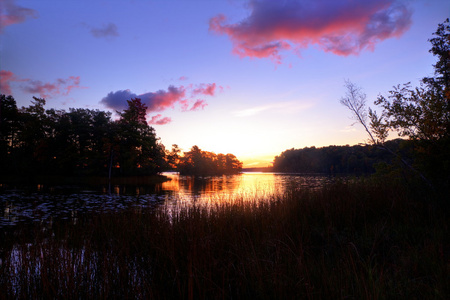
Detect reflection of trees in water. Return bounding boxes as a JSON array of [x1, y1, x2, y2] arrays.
[[109, 184, 161, 195], [161, 173, 330, 201], [176, 175, 241, 196], [0, 173, 332, 228]]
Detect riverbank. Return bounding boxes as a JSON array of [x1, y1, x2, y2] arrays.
[[0, 178, 448, 299], [0, 174, 170, 186]]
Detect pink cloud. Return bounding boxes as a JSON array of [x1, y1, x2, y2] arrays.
[[0, 70, 84, 98], [101, 82, 221, 112], [147, 85, 187, 111], [179, 100, 190, 111], [189, 100, 208, 111], [149, 114, 172, 125], [0, 0, 38, 33], [209, 0, 412, 62], [101, 82, 222, 124], [22, 76, 84, 98], [180, 99, 208, 111], [65, 76, 83, 94], [0, 70, 16, 94], [192, 83, 219, 96]]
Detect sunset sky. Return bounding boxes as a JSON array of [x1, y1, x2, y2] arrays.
[[1, 0, 449, 167]]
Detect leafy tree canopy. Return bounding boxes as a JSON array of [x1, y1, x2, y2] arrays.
[[375, 18, 449, 142], [0, 96, 165, 178], [177, 146, 243, 176], [339, 19, 450, 188]]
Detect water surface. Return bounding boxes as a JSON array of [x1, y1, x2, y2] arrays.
[[0, 172, 329, 228]]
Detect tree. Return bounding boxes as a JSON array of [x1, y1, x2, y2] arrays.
[[375, 19, 450, 186], [340, 80, 388, 145], [340, 80, 432, 186], [375, 19, 450, 141], [166, 144, 181, 170], [340, 19, 450, 187], [0, 95, 20, 151], [116, 98, 165, 175], [15, 97, 53, 174], [0, 96, 167, 179], [177, 146, 242, 175], [274, 143, 405, 174], [428, 18, 450, 99], [224, 153, 243, 174], [178, 145, 207, 175], [0, 95, 20, 174], [117, 98, 148, 126]]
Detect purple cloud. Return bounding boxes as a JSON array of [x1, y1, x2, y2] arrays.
[[209, 0, 412, 63], [100, 83, 222, 125], [100, 90, 137, 111], [1, 70, 85, 98], [89, 22, 119, 38], [0, 0, 38, 33]]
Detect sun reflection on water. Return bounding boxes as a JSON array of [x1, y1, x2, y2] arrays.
[[0, 173, 330, 228], [160, 172, 322, 208]]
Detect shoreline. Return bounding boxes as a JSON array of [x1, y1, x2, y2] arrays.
[[0, 174, 170, 186]]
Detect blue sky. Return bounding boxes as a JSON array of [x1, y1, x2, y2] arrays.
[[1, 0, 449, 167]]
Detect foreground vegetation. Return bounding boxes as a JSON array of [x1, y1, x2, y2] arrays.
[[1, 178, 448, 299]]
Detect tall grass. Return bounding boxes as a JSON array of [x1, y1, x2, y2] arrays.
[[0, 178, 448, 299]]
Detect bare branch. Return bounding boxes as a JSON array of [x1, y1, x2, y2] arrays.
[[340, 80, 377, 144], [340, 80, 433, 189]]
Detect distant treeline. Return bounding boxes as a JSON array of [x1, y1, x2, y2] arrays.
[[273, 139, 414, 174], [0, 95, 242, 179]]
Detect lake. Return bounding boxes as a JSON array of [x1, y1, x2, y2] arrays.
[[0, 172, 330, 228]]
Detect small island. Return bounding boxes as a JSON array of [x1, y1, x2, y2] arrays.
[[167, 145, 242, 176]]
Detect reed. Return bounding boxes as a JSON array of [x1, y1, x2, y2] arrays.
[[0, 178, 448, 299]]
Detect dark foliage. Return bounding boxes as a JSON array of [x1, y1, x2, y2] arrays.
[[335, 19, 450, 189], [177, 145, 243, 175], [273, 139, 412, 174], [0, 96, 165, 178], [1, 179, 448, 299], [373, 19, 450, 187]]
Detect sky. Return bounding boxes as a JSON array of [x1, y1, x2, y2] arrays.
[[1, 0, 449, 168]]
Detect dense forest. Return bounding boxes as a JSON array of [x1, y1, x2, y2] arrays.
[[273, 139, 413, 174], [0, 97, 165, 178], [0, 96, 242, 179]]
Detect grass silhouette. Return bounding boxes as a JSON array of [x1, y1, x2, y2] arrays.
[[0, 178, 448, 299]]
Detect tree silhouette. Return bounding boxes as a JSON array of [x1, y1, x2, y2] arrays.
[[0, 96, 166, 179], [116, 98, 164, 175], [375, 19, 449, 142], [0, 95, 20, 173], [340, 19, 450, 188], [177, 146, 242, 175], [166, 144, 181, 170]]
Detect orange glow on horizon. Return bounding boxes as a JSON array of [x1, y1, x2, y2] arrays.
[[240, 155, 275, 169]]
